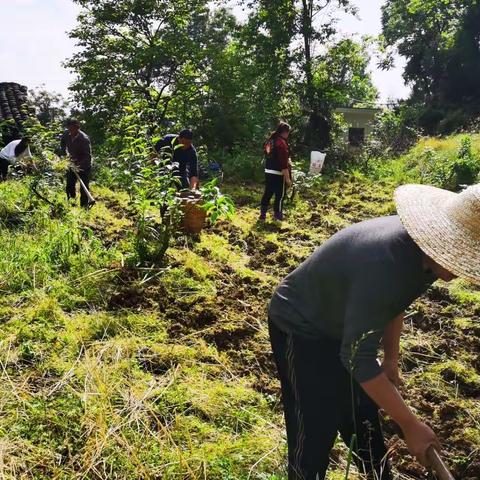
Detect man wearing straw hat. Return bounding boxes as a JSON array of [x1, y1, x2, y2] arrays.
[[268, 184, 479, 479]]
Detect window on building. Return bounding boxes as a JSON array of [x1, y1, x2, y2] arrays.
[[348, 127, 365, 146]]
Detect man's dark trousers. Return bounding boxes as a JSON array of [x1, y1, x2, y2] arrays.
[[0, 157, 10, 181], [66, 167, 91, 207], [269, 320, 392, 480]]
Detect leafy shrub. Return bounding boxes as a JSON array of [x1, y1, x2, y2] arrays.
[[407, 135, 480, 190], [454, 136, 480, 186], [291, 169, 324, 195], [104, 104, 236, 264], [215, 148, 263, 183], [365, 106, 420, 159], [20, 117, 70, 215], [201, 178, 235, 223], [317, 114, 357, 171], [415, 147, 455, 189]]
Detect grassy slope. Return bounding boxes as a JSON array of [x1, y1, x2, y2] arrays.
[[368, 133, 480, 187], [0, 163, 478, 479]]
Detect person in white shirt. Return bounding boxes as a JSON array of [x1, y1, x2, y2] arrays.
[[0, 138, 31, 181]]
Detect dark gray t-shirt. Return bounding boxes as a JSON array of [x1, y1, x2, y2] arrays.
[[269, 215, 436, 383], [60, 130, 92, 169]]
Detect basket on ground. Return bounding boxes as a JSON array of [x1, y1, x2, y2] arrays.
[[177, 190, 206, 234]]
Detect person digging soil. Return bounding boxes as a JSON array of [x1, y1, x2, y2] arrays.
[[60, 118, 92, 208], [268, 183, 480, 479]]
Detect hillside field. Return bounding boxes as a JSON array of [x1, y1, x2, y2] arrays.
[[0, 148, 479, 479]]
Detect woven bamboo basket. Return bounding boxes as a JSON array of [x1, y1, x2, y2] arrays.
[[178, 191, 206, 234]]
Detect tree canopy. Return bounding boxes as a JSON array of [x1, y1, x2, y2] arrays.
[[65, 0, 378, 151], [382, 0, 480, 133]]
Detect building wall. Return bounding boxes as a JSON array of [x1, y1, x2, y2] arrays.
[[341, 111, 377, 137], [334, 108, 379, 146]]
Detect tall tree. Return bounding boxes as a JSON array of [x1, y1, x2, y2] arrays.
[[382, 0, 480, 133], [298, 0, 353, 108], [30, 87, 68, 126], [66, 0, 211, 138], [245, 0, 356, 146], [296, 0, 355, 146], [243, 0, 296, 107], [312, 38, 378, 111]]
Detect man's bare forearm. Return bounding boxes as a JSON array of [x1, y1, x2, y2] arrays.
[[190, 176, 199, 190], [362, 372, 441, 466], [361, 372, 414, 427]]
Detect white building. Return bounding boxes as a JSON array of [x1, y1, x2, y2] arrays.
[[334, 107, 380, 146]]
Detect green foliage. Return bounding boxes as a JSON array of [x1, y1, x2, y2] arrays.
[[130, 163, 182, 264], [105, 106, 181, 264], [67, 0, 374, 152], [416, 147, 455, 189], [103, 105, 235, 264], [382, 0, 480, 133], [412, 135, 480, 189], [216, 149, 264, 183], [300, 36, 379, 149], [290, 169, 324, 195], [67, 0, 211, 137], [323, 113, 358, 169], [453, 135, 480, 185], [364, 105, 420, 159], [0, 185, 119, 303], [20, 116, 70, 215], [369, 133, 480, 190], [29, 87, 69, 126], [200, 179, 235, 224], [311, 38, 378, 112]]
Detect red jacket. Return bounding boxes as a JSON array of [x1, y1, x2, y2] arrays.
[[264, 135, 289, 171]]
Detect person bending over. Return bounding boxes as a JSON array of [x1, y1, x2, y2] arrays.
[[268, 183, 480, 479], [0, 138, 31, 180], [155, 129, 199, 190]]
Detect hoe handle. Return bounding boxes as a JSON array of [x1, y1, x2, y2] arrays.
[[73, 169, 96, 206], [427, 446, 455, 480]]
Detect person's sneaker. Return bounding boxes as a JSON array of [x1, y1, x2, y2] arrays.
[[274, 212, 283, 221]]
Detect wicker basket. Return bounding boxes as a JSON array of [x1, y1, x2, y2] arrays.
[[177, 191, 206, 234]]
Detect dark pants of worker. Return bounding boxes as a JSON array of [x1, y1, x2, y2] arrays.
[[0, 157, 10, 181], [260, 173, 286, 220], [268, 320, 392, 480], [66, 167, 91, 207]]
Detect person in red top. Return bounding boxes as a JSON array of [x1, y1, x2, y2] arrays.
[[260, 122, 292, 221]]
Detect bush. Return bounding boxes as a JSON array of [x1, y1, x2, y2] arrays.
[[454, 136, 480, 186], [405, 134, 480, 190], [367, 133, 480, 189], [214, 148, 263, 183], [323, 114, 358, 171], [415, 146, 455, 189], [365, 106, 420, 159], [102, 104, 236, 265]]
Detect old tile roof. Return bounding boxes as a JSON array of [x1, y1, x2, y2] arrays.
[[0, 82, 29, 126]]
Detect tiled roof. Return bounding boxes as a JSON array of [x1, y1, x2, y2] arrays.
[[0, 82, 29, 126]]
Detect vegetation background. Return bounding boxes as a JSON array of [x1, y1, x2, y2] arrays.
[[0, 0, 479, 478]]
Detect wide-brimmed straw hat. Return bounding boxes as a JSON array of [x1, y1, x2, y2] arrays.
[[395, 184, 480, 285]]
